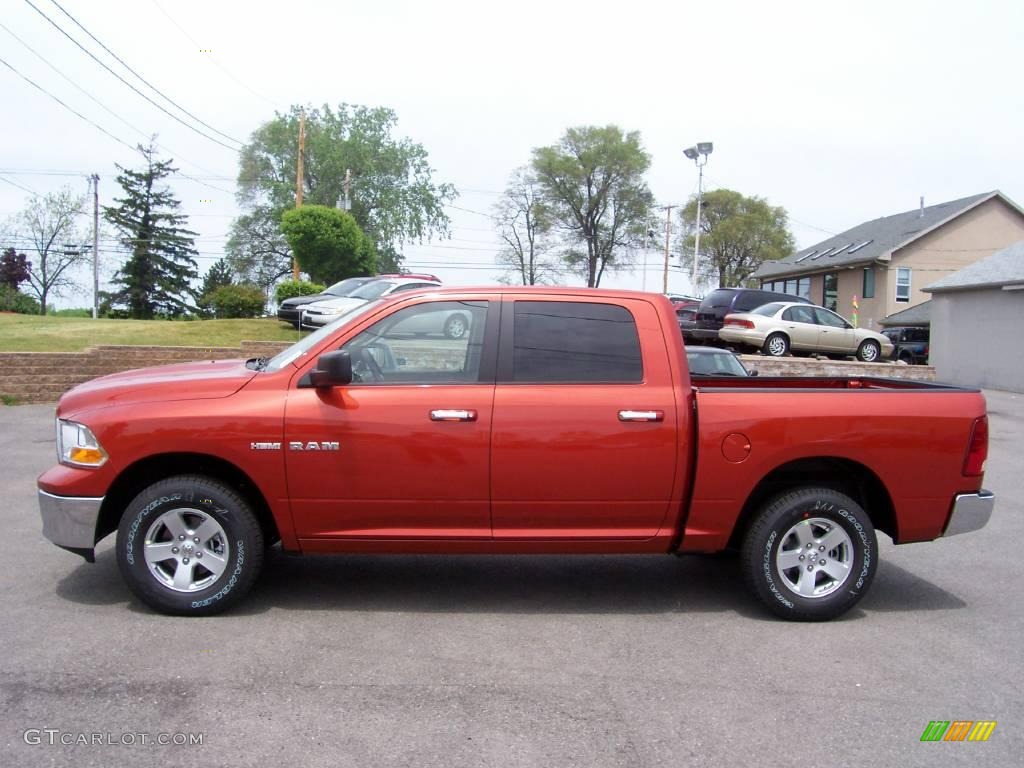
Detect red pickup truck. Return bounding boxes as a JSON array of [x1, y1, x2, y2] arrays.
[[37, 288, 994, 621]]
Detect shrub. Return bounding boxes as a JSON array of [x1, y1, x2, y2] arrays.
[[275, 279, 325, 304], [209, 284, 266, 319], [0, 286, 41, 314], [52, 308, 93, 318]]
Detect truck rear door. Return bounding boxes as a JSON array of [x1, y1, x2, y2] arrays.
[[490, 296, 679, 540]]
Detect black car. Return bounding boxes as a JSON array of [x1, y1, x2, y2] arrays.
[[276, 277, 375, 327], [690, 288, 814, 345], [881, 326, 930, 364]]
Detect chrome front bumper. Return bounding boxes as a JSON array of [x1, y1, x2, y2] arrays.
[[39, 489, 103, 561], [944, 490, 995, 537]]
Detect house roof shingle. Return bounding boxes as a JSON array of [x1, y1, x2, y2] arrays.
[[923, 239, 1024, 293], [755, 191, 1005, 280]]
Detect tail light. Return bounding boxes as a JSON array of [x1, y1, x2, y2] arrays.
[[724, 316, 755, 329], [962, 416, 989, 477]]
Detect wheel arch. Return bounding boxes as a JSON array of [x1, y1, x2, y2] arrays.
[[726, 456, 897, 549], [96, 453, 280, 547]]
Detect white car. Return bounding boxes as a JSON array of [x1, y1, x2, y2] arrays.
[[300, 277, 442, 329], [718, 301, 895, 362]]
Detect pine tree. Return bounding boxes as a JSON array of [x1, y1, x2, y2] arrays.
[[196, 258, 234, 317], [103, 143, 199, 318]]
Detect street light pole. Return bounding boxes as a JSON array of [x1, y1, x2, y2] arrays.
[[683, 142, 713, 294]]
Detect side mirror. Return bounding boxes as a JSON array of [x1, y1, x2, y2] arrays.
[[307, 350, 353, 388], [749, 370, 759, 377]]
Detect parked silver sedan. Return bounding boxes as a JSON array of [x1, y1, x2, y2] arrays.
[[718, 302, 894, 362]]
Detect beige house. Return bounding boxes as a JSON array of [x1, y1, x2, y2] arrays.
[[753, 191, 1024, 329]]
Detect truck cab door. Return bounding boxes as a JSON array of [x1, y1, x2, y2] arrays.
[[490, 297, 680, 541], [284, 298, 498, 545]]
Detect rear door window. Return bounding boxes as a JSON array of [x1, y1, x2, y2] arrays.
[[507, 301, 642, 383]]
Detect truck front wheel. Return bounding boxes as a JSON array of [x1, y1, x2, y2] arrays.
[[116, 475, 264, 616], [741, 487, 877, 621]]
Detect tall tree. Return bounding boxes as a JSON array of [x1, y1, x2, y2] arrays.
[[7, 187, 88, 314], [492, 167, 556, 285], [196, 258, 235, 318], [224, 208, 292, 292], [232, 103, 456, 277], [531, 125, 654, 287], [103, 144, 199, 318], [679, 189, 795, 290], [280, 205, 376, 284], [0, 247, 31, 289]]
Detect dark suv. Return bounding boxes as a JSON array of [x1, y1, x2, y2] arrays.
[[881, 326, 930, 364], [690, 288, 814, 344]]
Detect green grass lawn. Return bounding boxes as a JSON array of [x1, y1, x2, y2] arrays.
[[0, 313, 303, 352]]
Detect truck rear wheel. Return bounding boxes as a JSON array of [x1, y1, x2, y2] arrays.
[[116, 475, 264, 616], [741, 487, 877, 621]]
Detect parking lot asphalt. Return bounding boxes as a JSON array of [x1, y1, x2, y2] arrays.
[[1, 391, 1022, 768]]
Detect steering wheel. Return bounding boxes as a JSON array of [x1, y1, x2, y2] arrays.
[[351, 347, 384, 383]]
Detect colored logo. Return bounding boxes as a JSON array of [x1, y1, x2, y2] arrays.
[[920, 721, 997, 742]]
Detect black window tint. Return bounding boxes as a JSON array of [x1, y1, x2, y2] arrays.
[[512, 301, 642, 383], [734, 291, 767, 311]]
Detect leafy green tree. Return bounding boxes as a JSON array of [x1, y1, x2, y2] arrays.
[[6, 187, 89, 314], [280, 205, 376, 284], [196, 258, 235, 318], [679, 189, 795, 289], [492, 167, 556, 285], [275, 279, 325, 304], [232, 103, 456, 277], [103, 144, 200, 318], [0, 285, 40, 314], [208, 284, 266, 318], [531, 125, 654, 287], [224, 208, 293, 293], [1, 247, 31, 289]]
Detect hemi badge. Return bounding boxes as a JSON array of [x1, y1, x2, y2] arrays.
[[250, 442, 281, 451]]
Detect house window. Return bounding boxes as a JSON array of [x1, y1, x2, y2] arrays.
[[895, 268, 911, 303], [863, 267, 875, 299], [797, 277, 810, 299], [823, 272, 838, 311]]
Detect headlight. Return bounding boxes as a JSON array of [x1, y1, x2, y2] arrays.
[[56, 419, 108, 467]]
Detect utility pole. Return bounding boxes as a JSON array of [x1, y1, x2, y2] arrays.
[[293, 110, 305, 280], [662, 205, 675, 294], [343, 168, 351, 211], [91, 173, 99, 319]]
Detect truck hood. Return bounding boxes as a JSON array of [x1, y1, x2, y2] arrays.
[[58, 359, 257, 418]]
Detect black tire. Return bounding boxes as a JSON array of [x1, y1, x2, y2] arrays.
[[116, 475, 264, 616], [444, 313, 469, 340], [857, 339, 881, 363], [741, 487, 877, 621], [762, 333, 789, 357]]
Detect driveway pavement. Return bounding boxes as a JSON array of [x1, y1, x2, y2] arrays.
[[1, 391, 1021, 767]]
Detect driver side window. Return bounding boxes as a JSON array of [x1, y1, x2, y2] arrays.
[[340, 300, 490, 384]]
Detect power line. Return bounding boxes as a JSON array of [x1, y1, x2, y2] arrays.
[[22, 0, 241, 152], [0, 54, 139, 153], [0, 21, 236, 188], [0, 174, 38, 195], [43, 0, 244, 146], [148, 0, 280, 109]]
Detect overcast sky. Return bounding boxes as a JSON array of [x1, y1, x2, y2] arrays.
[[2, 0, 1022, 306]]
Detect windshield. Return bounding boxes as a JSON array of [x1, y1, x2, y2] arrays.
[[349, 280, 397, 301], [265, 300, 384, 371], [324, 277, 371, 296]]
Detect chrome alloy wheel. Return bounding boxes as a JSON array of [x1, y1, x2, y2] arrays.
[[143, 508, 230, 592], [766, 335, 788, 356], [775, 517, 853, 598]]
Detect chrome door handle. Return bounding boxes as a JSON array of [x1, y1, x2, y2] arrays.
[[618, 410, 664, 422], [430, 409, 478, 422]]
